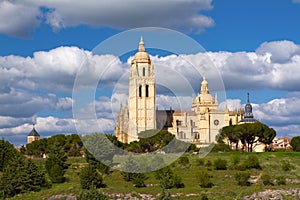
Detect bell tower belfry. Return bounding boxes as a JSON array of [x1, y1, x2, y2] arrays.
[[128, 37, 156, 142]]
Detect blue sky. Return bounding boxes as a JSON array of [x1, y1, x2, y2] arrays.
[[1, 0, 300, 145]]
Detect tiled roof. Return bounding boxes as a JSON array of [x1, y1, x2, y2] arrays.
[[28, 127, 40, 137]]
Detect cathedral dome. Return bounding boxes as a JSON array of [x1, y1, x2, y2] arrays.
[[133, 37, 150, 62]]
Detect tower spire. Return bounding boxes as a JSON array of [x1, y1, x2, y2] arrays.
[[247, 92, 250, 104], [138, 36, 145, 52]]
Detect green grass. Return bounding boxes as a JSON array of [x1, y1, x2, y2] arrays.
[[9, 152, 300, 200]]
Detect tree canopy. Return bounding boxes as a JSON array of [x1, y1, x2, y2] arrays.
[[218, 122, 276, 152]]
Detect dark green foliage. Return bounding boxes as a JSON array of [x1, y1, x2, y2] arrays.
[[212, 143, 232, 152], [77, 188, 109, 200], [198, 170, 213, 188], [205, 160, 212, 170], [155, 167, 184, 189], [231, 154, 241, 166], [276, 176, 286, 185], [121, 156, 141, 182], [178, 156, 190, 167], [219, 122, 276, 152], [82, 133, 115, 172], [132, 173, 148, 188], [26, 134, 83, 157], [157, 189, 172, 200], [0, 155, 48, 198], [281, 160, 295, 171], [80, 164, 105, 189], [235, 172, 250, 186], [214, 158, 227, 170], [261, 174, 273, 186], [290, 136, 300, 152], [200, 194, 209, 200], [244, 155, 261, 169], [197, 158, 205, 166], [45, 145, 68, 183], [0, 139, 18, 171]]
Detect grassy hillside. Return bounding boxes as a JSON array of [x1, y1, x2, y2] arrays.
[[9, 151, 300, 200]]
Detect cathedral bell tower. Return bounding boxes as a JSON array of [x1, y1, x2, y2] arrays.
[[128, 37, 156, 142]]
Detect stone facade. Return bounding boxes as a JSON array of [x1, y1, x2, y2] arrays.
[[114, 38, 244, 146]]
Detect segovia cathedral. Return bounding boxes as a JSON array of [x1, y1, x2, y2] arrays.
[[115, 38, 254, 147]]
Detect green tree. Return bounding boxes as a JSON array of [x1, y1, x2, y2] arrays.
[[80, 164, 105, 189], [0, 155, 47, 198], [155, 167, 184, 189], [219, 122, 276, 152], [198, 170, 213, 188], [45, 145, 68, 183], [132, 173, 148, 188], [121, 156, 140, 182], [82, 133, 115, 173], [290, 136, 300, 152], [0, 139, 18, 171]]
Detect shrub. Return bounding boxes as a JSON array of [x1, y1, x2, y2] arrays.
[[157, 189, 172, 200], [80, 165, 105, 190], [235, 172, 250, 186], [132, 173, 147, 188], [198, 170, 213, 188], [231, 154, 241, 166], [244, 155, 261, 169], [155, 167, 184, 189], [276, 176, 286, 185], [200, 194, 209, 200], [261, 174, 273, 186], [178, 156, 190, 167], [281, 160, 295, 171], [197, 159, 205, 166], [77, 188, 109, 200], [212, 143, 232, 152], [205, 160, 212, 170], [214, 158, 227, 170]]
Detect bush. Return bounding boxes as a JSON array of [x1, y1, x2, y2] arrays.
[[178, 156, 190, 167], [80, 165, 105, 190], [231, 154, 241, 166], [77, 188, 109, 200], [200, 194, 209, 200], [214, 158, 227, 170], [212, 143, 232, 152], [276, 176, 286, 185], [235, 172, 250, 186], [157, 189, 172, 200], [197, 159, 205, 166], [261, 174, 273, 186], [281, 160, 295, 171], [205, 160, 212, 168], [244, 155, 261, 169], [198, 170, 213, 188], [155, 167, 184, 189], [132, 173, 147, 188]]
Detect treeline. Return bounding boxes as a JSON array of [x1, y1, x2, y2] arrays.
[[26, 134, 83, 157], [218, 122, 276, 152]]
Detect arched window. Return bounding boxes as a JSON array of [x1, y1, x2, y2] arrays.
[[145, 85, 149, 97], [143, 67, 145, 76], [139, 85, 142, 97]]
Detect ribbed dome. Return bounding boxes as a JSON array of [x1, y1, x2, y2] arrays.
[[133, 37, 150, 62]]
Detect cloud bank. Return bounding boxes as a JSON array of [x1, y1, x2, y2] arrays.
[[0, 0, 214, 37]]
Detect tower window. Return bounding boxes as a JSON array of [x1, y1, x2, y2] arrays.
[[139, 85, 142, 97], [143, 67, 145, 76], [145, 85, 149, 97]]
